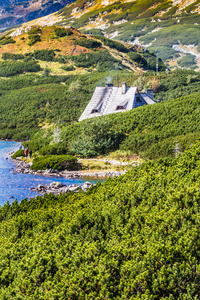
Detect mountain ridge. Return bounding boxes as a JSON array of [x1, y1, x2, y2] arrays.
[[0, 0, 74, 30], [1, 0, 200, 69]]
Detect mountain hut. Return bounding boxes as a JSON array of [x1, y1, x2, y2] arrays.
[[79, 83, 156, 121]]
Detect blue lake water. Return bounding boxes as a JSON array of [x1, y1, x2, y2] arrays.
[[0, 141, 99, 205]]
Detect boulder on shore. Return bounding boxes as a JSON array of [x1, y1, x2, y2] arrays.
[[30, 181, 94, 195]]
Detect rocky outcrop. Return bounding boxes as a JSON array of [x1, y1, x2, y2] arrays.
[[0, 0, 73, 30], [30, 181, 94, 195]]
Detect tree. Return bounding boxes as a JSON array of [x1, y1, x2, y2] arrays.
[[70, 117, 125, 157], [68, 80, 82, 92], [41, 68, 50, 77]]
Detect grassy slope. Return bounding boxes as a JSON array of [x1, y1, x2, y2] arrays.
[[1, 141, 200, 298], [0, 27, 92, 57], [57, 0, 200, 69]]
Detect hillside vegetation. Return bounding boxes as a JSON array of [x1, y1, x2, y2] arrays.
[[57, 0, 200, 69], [0, 66, 199, 148], [1, 6, 200, 298], [27, 80, 200, 160], [0, 26, 199, 162], [0, 71, 137, 140], [1, 0, 200, 69], [0, 26, 163, 73], [0, 26, 167, 141], [1, 142, 200, 298]]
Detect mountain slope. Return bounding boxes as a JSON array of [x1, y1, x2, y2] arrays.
[[1, 0, 200, 69], [1, 141, 200, 298], [0, 0, 74, 30], [0, 25, 159, 72], [0, 25, 166, 140], [55, 0, 200, 70]]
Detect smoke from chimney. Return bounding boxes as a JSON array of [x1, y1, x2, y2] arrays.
[[122, 82, 127, 94]]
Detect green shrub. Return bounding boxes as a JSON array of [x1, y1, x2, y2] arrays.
[[70, 118, 125, 157], [12, 149, 25, 159], [0, 60, 40, 77], [28, 34, 41, 46], [155, 69, 200, 100], [53, 55, 70, 64], [39, 143, 69, 155], [74, 38, 102, 49], [71, 50, 118, 68], [28, 27, 42, 35], [0, 73, 91, 140], [68, 80, 82, 92], [26, 50, 55, 62], [54, 27, 73, 37], [95, 36, 129, 53], [2, 53, 25, 60], [61, 65, 75, 71], [2, 142, 200, 298], [177, 54, 197, 68], [128, 52, 147, 67], [31, 155, 77, 171], [0, 36, 15, 45]]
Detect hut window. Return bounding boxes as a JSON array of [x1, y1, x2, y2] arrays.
[[116, 106, 125, 110], [91, 109, 99, 114]]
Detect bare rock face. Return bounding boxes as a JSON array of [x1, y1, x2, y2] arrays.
[[0, 0, 29, 7], [171, 0, 197, 8], [0, 0, 75, 30]]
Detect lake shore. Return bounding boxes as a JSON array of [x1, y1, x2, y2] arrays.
[[11, 156, 126, 196], [12, 156, 127, 179], [4, 146, 129, 198]]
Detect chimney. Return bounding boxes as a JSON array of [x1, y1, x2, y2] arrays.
[[122, 82, 127, 94], [146, 89, 154, 100]]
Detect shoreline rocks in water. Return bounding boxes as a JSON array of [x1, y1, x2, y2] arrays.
[[8, 153, 128, 197], [12, 157, 127, 179], [30, 181, 94, 195]]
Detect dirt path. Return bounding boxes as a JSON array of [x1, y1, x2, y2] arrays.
[[78, 158, 141, 166]]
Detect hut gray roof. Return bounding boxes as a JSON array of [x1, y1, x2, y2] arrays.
[[79, 83, 156, 122]]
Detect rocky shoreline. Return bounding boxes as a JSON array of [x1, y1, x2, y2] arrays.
[[10, 155, 127, 196], [30, 181, 94, 196], [12, 157, 127, 179]]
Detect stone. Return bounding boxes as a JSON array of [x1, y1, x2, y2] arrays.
[[60, 187, 69, 194], [81, 182, 92, 191], [38, 184, 45, 188], [68, 186, 80, 192], [81, 186, 88, 192], [84, 181, 92, 186], [29, 187, 36, 191], [50, 182, 64, 188]]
